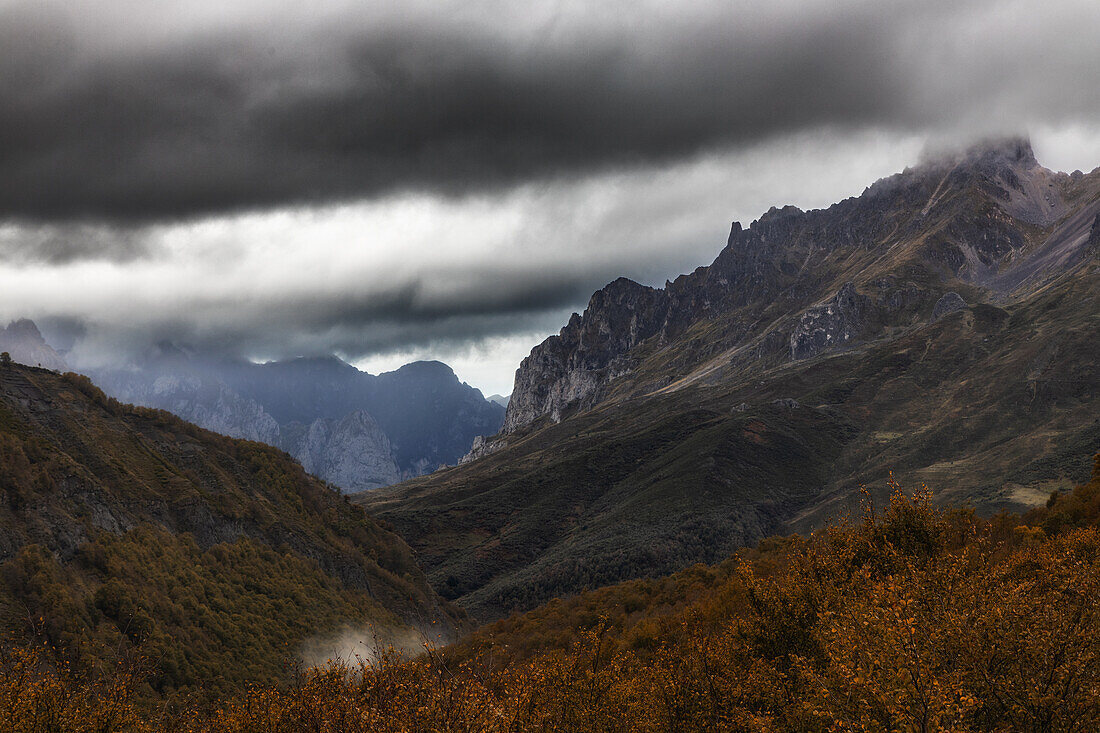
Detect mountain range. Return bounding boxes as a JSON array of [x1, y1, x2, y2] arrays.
[[0, 327, 505, 493], [90, 352, 506, 492], [359, 138, 1100, 620]]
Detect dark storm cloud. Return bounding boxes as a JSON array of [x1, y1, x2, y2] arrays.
[[3, 0, 1096, 222], [179, 267, 597, 357], [58, 267, 593, 367], [5, 0, 1100, 391], [0, 222, 149, 263], [296, 272, 594, 328]]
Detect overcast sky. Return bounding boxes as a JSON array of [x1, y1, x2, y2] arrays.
[[2, 0, 1100, 395]]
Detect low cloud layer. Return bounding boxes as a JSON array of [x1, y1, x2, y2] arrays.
[[3, 131, 929, 392], [2, 0, 1099, 221]]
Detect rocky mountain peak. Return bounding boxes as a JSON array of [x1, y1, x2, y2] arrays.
[[588, 277, 658, 309], [502, 276, 670, 432], [755, 204, 805, 227], [5, 318, 44, 341], [0, 319, 68, 371], [390, 360, 458, 381], [963, 136, 1036, 168], [727, 220, 744, 245]]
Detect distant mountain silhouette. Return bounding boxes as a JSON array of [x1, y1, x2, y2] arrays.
[[73, 348, 504, 492]]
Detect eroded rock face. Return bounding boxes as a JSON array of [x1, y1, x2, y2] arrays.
[[99, 371, 281, 445], [503, 278, 668, 431], [790, 283, 868, 361], [460, 434, 508, 464], [151, 375, 282, 444], [1088, 214, 1100, 253], [282, 412, 401, 493], [931, 292, 967, 322]]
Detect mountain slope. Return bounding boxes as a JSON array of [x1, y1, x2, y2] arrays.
[[0, 363, 464, 696], [359, 138, 1100, 621], [367, 397, 853, 618], [505, 138, 1095, 431]]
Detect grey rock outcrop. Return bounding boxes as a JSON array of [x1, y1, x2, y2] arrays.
[[930, 292, 967, 322], [281, 412, 401, 493], [789, 283, 868, 361], [503, 278, 669, 432], [460, 434, 508, 464], [1088, 214, 1100, 254]]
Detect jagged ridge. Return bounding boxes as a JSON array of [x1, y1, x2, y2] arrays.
[[503, 137, 1096, 434]]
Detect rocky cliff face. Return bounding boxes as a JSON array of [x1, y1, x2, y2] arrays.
[[789, 282, 868, 360], [502, 137, 1095, 433], [152, 374, 282, 444], [92, 369, 282, 445], [459, 434, 508, 464], [282, 411, 402, 492], [504, 278, 668, 431]]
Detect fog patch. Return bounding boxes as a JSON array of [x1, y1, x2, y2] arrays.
[[298, 623, 445, 669]]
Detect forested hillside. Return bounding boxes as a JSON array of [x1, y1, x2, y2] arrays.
[[0, 362, 463, 699]]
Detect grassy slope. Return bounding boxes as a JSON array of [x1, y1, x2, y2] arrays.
[[361, 259, 1097, 622], [364, 390, 854, 620], [6, 459, 1100, 730], [74, 454, 1095, 731]]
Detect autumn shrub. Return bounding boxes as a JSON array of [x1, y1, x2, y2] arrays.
[[0, 644, 151, 733]]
